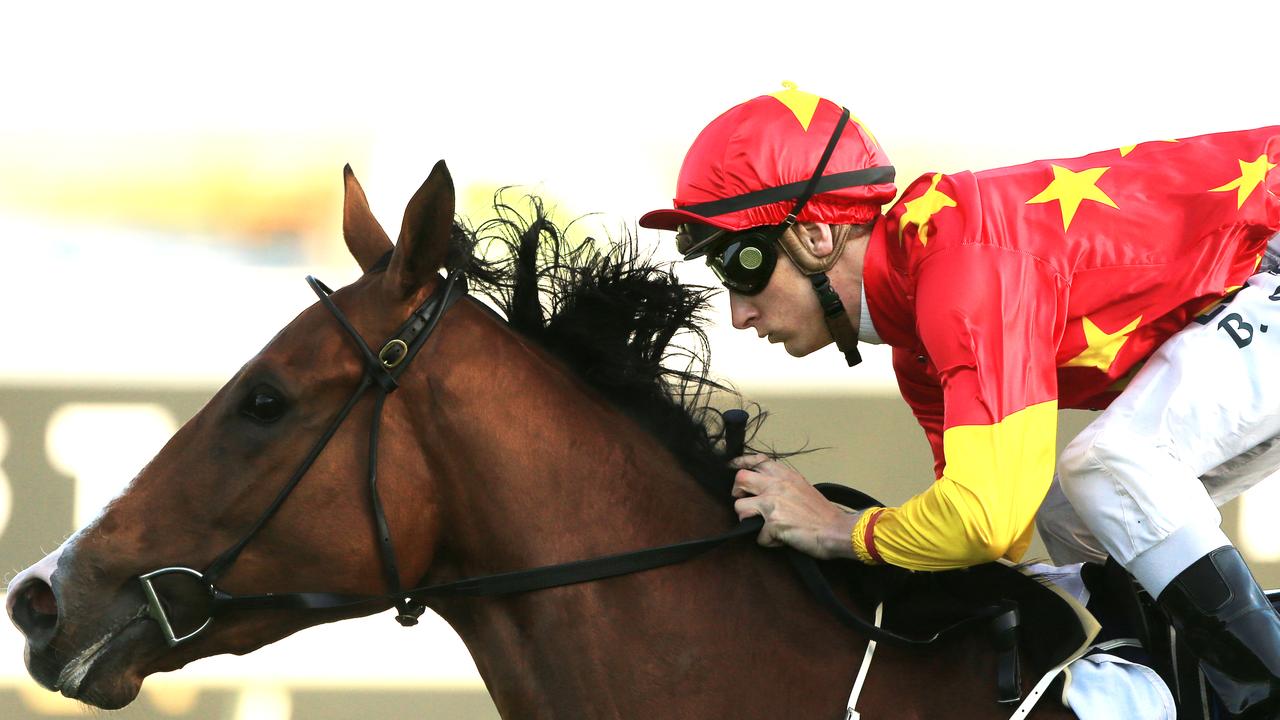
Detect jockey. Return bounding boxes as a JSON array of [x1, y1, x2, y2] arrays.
[[640, 85, 1280, 718]]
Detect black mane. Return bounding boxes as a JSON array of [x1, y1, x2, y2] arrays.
[[447, 196, 743, 490]]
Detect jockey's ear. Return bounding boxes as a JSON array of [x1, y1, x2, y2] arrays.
[[342, 165, 394, 273], [388, 160, 455, 298], [793, 222, 836, 258]]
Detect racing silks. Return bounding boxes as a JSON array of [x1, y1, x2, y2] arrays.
[[853, 128, 1280, 571]]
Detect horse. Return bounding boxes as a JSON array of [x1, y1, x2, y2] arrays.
[[6, 162, 1078, 718]]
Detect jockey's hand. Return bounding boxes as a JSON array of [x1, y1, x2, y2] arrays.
[[730, 454, 862, 560]]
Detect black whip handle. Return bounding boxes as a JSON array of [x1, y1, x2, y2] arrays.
[[722, 409, 749, 459]]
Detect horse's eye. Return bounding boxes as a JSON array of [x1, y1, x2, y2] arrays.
[[239, 385, 288, 424]]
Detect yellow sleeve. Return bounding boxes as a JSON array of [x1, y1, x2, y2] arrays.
[[852, 400, 1058, 570], [858, 242, 1065, 571]]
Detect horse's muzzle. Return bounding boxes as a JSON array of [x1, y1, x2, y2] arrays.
[[7, 547, 64, 655]]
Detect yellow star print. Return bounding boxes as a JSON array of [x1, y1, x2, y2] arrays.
[[1026, 165, 1119, 231], [1062, 315, 1143, 372], [899, 174, 956, 246], [1118, 139, 1177, 157], [770, 82, 821, 131], [1210, 154, 1277, 209], [769, 82, 880, 146]]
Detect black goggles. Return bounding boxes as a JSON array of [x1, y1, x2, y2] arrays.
[[704, 227, 781, 296]]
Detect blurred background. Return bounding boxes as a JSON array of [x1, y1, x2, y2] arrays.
[[2, 1, 1279, 717]]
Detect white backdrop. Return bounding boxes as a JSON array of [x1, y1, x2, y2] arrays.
[[1, 2, 1278, 717]]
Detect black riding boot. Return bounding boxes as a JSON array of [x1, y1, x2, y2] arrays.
[[1157, 546, 1280, 719]]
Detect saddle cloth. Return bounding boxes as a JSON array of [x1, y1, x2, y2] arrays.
[[1034, 563, 1176, 719]]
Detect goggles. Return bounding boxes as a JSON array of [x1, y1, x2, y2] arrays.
[[702, 227, 781, 296]]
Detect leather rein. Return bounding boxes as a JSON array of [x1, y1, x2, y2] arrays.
[[135, 261, 1021, 701]]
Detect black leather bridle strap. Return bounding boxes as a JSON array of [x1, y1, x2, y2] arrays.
[[209, 517, 767, 616], [366, 390, 405, 607], [203, 375, 373, 584], [198, 501, 1017, 670], [207, 479, 1001, 651], [387, 276, 466, 381], [307, 268, 467, 623], [201, 270, 466, 594], [412, 517, 764, 598]]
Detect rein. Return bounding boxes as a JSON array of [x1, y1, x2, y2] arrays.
[[136, 261, 1021, 702]]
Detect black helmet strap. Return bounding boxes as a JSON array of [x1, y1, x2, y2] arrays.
[[811, 272, 863, 367]]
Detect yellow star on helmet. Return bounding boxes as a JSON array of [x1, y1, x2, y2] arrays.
[[770, 81, 821, 131], [898, 174, 956, 246], [1026, 165, 1119, 231], [1210, 153, 1277, 209], [1118, 139, 1177, 157], [1062, 315, 1143, 373]]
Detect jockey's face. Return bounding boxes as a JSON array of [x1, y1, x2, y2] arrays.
[[728, 223, 838, 357]]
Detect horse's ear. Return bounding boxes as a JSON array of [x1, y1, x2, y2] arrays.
[[388, 160, 454, 297], [342, 164, 394, 273]]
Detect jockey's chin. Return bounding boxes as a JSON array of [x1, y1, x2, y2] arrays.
[[779, 331, 833, 358]]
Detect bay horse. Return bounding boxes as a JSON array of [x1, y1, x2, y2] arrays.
[[6, 162, 1077, 718]]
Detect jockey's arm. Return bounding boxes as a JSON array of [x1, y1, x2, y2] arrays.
[[851, 246, 1066, 571]]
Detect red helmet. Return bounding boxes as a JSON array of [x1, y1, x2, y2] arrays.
[[640, 85, 897, 257]]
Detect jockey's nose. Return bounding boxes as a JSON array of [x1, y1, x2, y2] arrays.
[[729, 293, 759, 331], [7, 549, 64, 653]]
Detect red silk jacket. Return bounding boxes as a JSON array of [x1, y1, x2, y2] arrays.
[[852, 127, 1280, 570]]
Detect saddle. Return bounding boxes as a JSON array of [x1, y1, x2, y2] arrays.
[[788, 481, 1096, 711], [718, 416, 1095, 711], [832, 556, 1098, 708]]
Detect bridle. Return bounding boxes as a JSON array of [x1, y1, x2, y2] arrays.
[[136, 260, 765, 648], [139, 261, 467, 645], [135, 257, 1022, 704]]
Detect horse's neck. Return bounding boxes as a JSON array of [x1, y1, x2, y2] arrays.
[[417, 300, 728, 579], [401, 305, 1065, 719], [408, 306, 865, 717]]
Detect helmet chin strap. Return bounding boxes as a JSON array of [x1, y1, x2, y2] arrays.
[[779, 223, 866, 367], [808, 272, 862, 366]]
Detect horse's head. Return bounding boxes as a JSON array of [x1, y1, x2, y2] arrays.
[[6, 162, 464, 709]]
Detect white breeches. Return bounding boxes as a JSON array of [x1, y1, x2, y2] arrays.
[[1037, 268, 1280, 597]]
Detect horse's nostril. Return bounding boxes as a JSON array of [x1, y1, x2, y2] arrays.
[[11, 578, 59, 648], [27, 582, 58, 617]]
